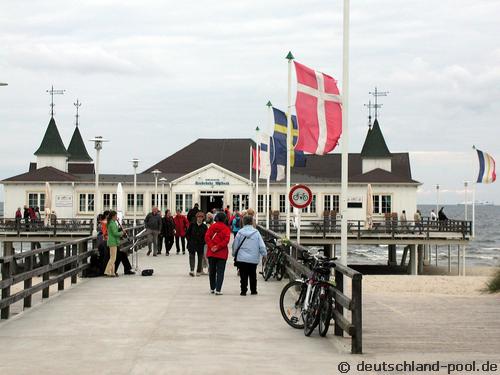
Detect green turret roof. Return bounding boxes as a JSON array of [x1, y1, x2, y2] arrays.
[[34, 117, 69, 156], [67, 126, 92, 162], [360, 119, 391, 157]]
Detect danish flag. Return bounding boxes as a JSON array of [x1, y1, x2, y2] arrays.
[[294, 61, 342, 155]]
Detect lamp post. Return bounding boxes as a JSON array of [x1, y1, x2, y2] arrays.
[[464, 181, 468, 221], [89, 137, 108, 236], [131, 159, 140, 227], [159, 177, 167, 213], [436, 184, 440, 217], [152, 169, 161, 209]]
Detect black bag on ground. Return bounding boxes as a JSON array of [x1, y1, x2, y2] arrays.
[[141, 269, 154, 276]]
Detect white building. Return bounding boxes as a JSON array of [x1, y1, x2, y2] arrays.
[[2, 116, 420, 222]]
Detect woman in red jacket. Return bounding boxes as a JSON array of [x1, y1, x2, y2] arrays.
[[174, 209, 189, 255], [205, 212, 231, 295]]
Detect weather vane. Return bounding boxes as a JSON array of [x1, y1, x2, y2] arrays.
[[74, 99, 82, 127], [368, 87, 389, 121], [46, 85, 66, 117]]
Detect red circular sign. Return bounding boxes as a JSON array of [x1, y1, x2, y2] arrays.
[[289, 184, 313, 209]]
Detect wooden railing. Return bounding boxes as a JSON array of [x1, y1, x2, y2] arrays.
[[258, 226, 363, 354], [269, 217, 472, 239], [0, 225, 146, 320], [0, 218, 145, 236]]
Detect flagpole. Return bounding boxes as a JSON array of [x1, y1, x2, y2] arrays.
[[472, 183, 476, 238], [285, 51, 294, 240], [340, 0, 350, 267], [266, 101, 273, 230], [249, 145, 253, 182], [255, 126, 260, 225]]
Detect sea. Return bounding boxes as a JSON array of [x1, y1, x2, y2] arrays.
[[0, 202, 499, 267], [347, 204, 500, 267]]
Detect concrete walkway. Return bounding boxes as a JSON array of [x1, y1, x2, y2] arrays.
[[0, 251, 499, 374]]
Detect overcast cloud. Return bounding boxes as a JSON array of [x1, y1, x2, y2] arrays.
[[1, 0, 499, 204]]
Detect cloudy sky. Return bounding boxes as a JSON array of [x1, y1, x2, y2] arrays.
[[0, 0, 499, 204]]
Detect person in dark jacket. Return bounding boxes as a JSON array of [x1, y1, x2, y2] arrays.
[[187, 203, 200, 224], [186, 211, 208, 276], [438, 207, 449, 231], [23, 205, 30, 231], [159, 209, 175, 256], [144, 207, 162, 256]]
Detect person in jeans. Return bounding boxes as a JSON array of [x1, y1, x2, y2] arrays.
[[205, 212, 231, 295], [145, 207, 162, 256], [232, 215, 267, 295], [104, 211, 122, 277], [159, 209, 175, 256], [186, 212, 208, 276], [174, 209, 189, 255]]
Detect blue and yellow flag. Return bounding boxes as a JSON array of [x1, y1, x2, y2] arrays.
[[272, 107, 306, 168]]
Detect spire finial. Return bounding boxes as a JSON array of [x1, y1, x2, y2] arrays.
[[266, 100, 273, 107], [74, 99, 82, 127], [46, 85, 66, 117], [286, 51, 294, 60], [368, 86, 389, 120]]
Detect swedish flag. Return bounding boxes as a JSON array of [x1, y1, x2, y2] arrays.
[[272, 107, 306, 168]]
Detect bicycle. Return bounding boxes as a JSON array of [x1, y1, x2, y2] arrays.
[[261, 240, 286, 281], [279, 252, 336, 337]]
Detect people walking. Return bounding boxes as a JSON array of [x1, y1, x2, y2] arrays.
[[174, 209, 189, 255], [187, 203, 200, 224], [438, 207, 449, 231], [186, 212, 208, 276], [400, 210, 408, 233], [205, 212, 231, 295], [232, 215, 267, 296], [15, 207, 22, 230], [414, 210, 423, 234], [104, 211, 122, 277], [145, 207, 162, 256], [230, 211, 241, 236], [430, 209, 437, 221], [23, 205, 29, 231], [160, 209, 175, 256]]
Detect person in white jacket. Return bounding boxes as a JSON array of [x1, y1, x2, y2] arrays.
[[232, 215, 267, 296]]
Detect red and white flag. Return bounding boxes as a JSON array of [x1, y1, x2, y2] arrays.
[[294, 61, 342, 155]]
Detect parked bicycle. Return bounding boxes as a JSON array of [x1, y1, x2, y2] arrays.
[[261, 239, 287, 281], [279, 252, 336, 337]]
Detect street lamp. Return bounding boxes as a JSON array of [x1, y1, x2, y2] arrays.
[[152, 169, 161, 210], [436, 184, 440, 217], [464, 181, 469, 221], [130, 159, 140, 227], [89, 136, 109, 236], [159, 177, 167, 213]]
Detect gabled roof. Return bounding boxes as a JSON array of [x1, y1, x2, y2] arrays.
[[360, 119, 391, 158], [68, 163, 95, 174], [67, 126, 92, 162], [350, 168, 420, 184], [34, 117, 69, 156], [2, 167, 77, 182], [143, 138, 254, 176]]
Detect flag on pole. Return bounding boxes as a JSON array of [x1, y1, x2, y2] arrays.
[[294, 61, 342, 155], [475, 147, 496, 183], [259, 133, 272, 180], [269, 137, 285, 181], [272, 107, 306, 168]]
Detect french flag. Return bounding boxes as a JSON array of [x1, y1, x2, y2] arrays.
[[476, 148, 496, 184]]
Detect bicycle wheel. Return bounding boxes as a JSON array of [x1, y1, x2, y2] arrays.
[[304, 286, 321, 337], [274, 253, 286, 281], [318, 286, 332, 337], [279, 280, 306, 329], [263, 252, 276, 281]]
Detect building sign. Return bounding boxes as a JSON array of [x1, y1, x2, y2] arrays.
[[348, 196, 362, 203], [55, 195, 73, 208], [195, 178, 229, 187]]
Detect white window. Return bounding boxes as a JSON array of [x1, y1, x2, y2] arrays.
[[324, 194, 339, 212], [151, 194, 168, 209], [175, 193, 193, 213], [103, 193, 117, 210], [302, 194, 317, 214], [279, 194, 286, 213], [257, 194, 272, 214], [28, 193, 45, 211], [127, 193, 144, 212], [79, 193, 95, 213], [373, 194, 392, 214], [232, 194, 249, 212]]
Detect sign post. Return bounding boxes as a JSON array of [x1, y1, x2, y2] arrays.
[[289, 184, 313, 246]]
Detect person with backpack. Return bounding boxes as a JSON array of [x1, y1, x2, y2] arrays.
[[231, 212, 241, 236], [232, 215, 267, 296]]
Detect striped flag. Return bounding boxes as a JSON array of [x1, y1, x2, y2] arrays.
[[475, 147, 496, 183]]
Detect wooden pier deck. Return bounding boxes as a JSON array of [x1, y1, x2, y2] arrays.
[[0, 251, 498, 374]]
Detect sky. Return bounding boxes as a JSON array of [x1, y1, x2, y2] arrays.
[[0, 0, 499, 204]]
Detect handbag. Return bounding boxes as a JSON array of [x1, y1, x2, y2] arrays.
[[141, 269, 154, 276], [233, 236, 247, 267]]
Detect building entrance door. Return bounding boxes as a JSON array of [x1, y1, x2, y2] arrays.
[[200, 191, 224, 213]]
